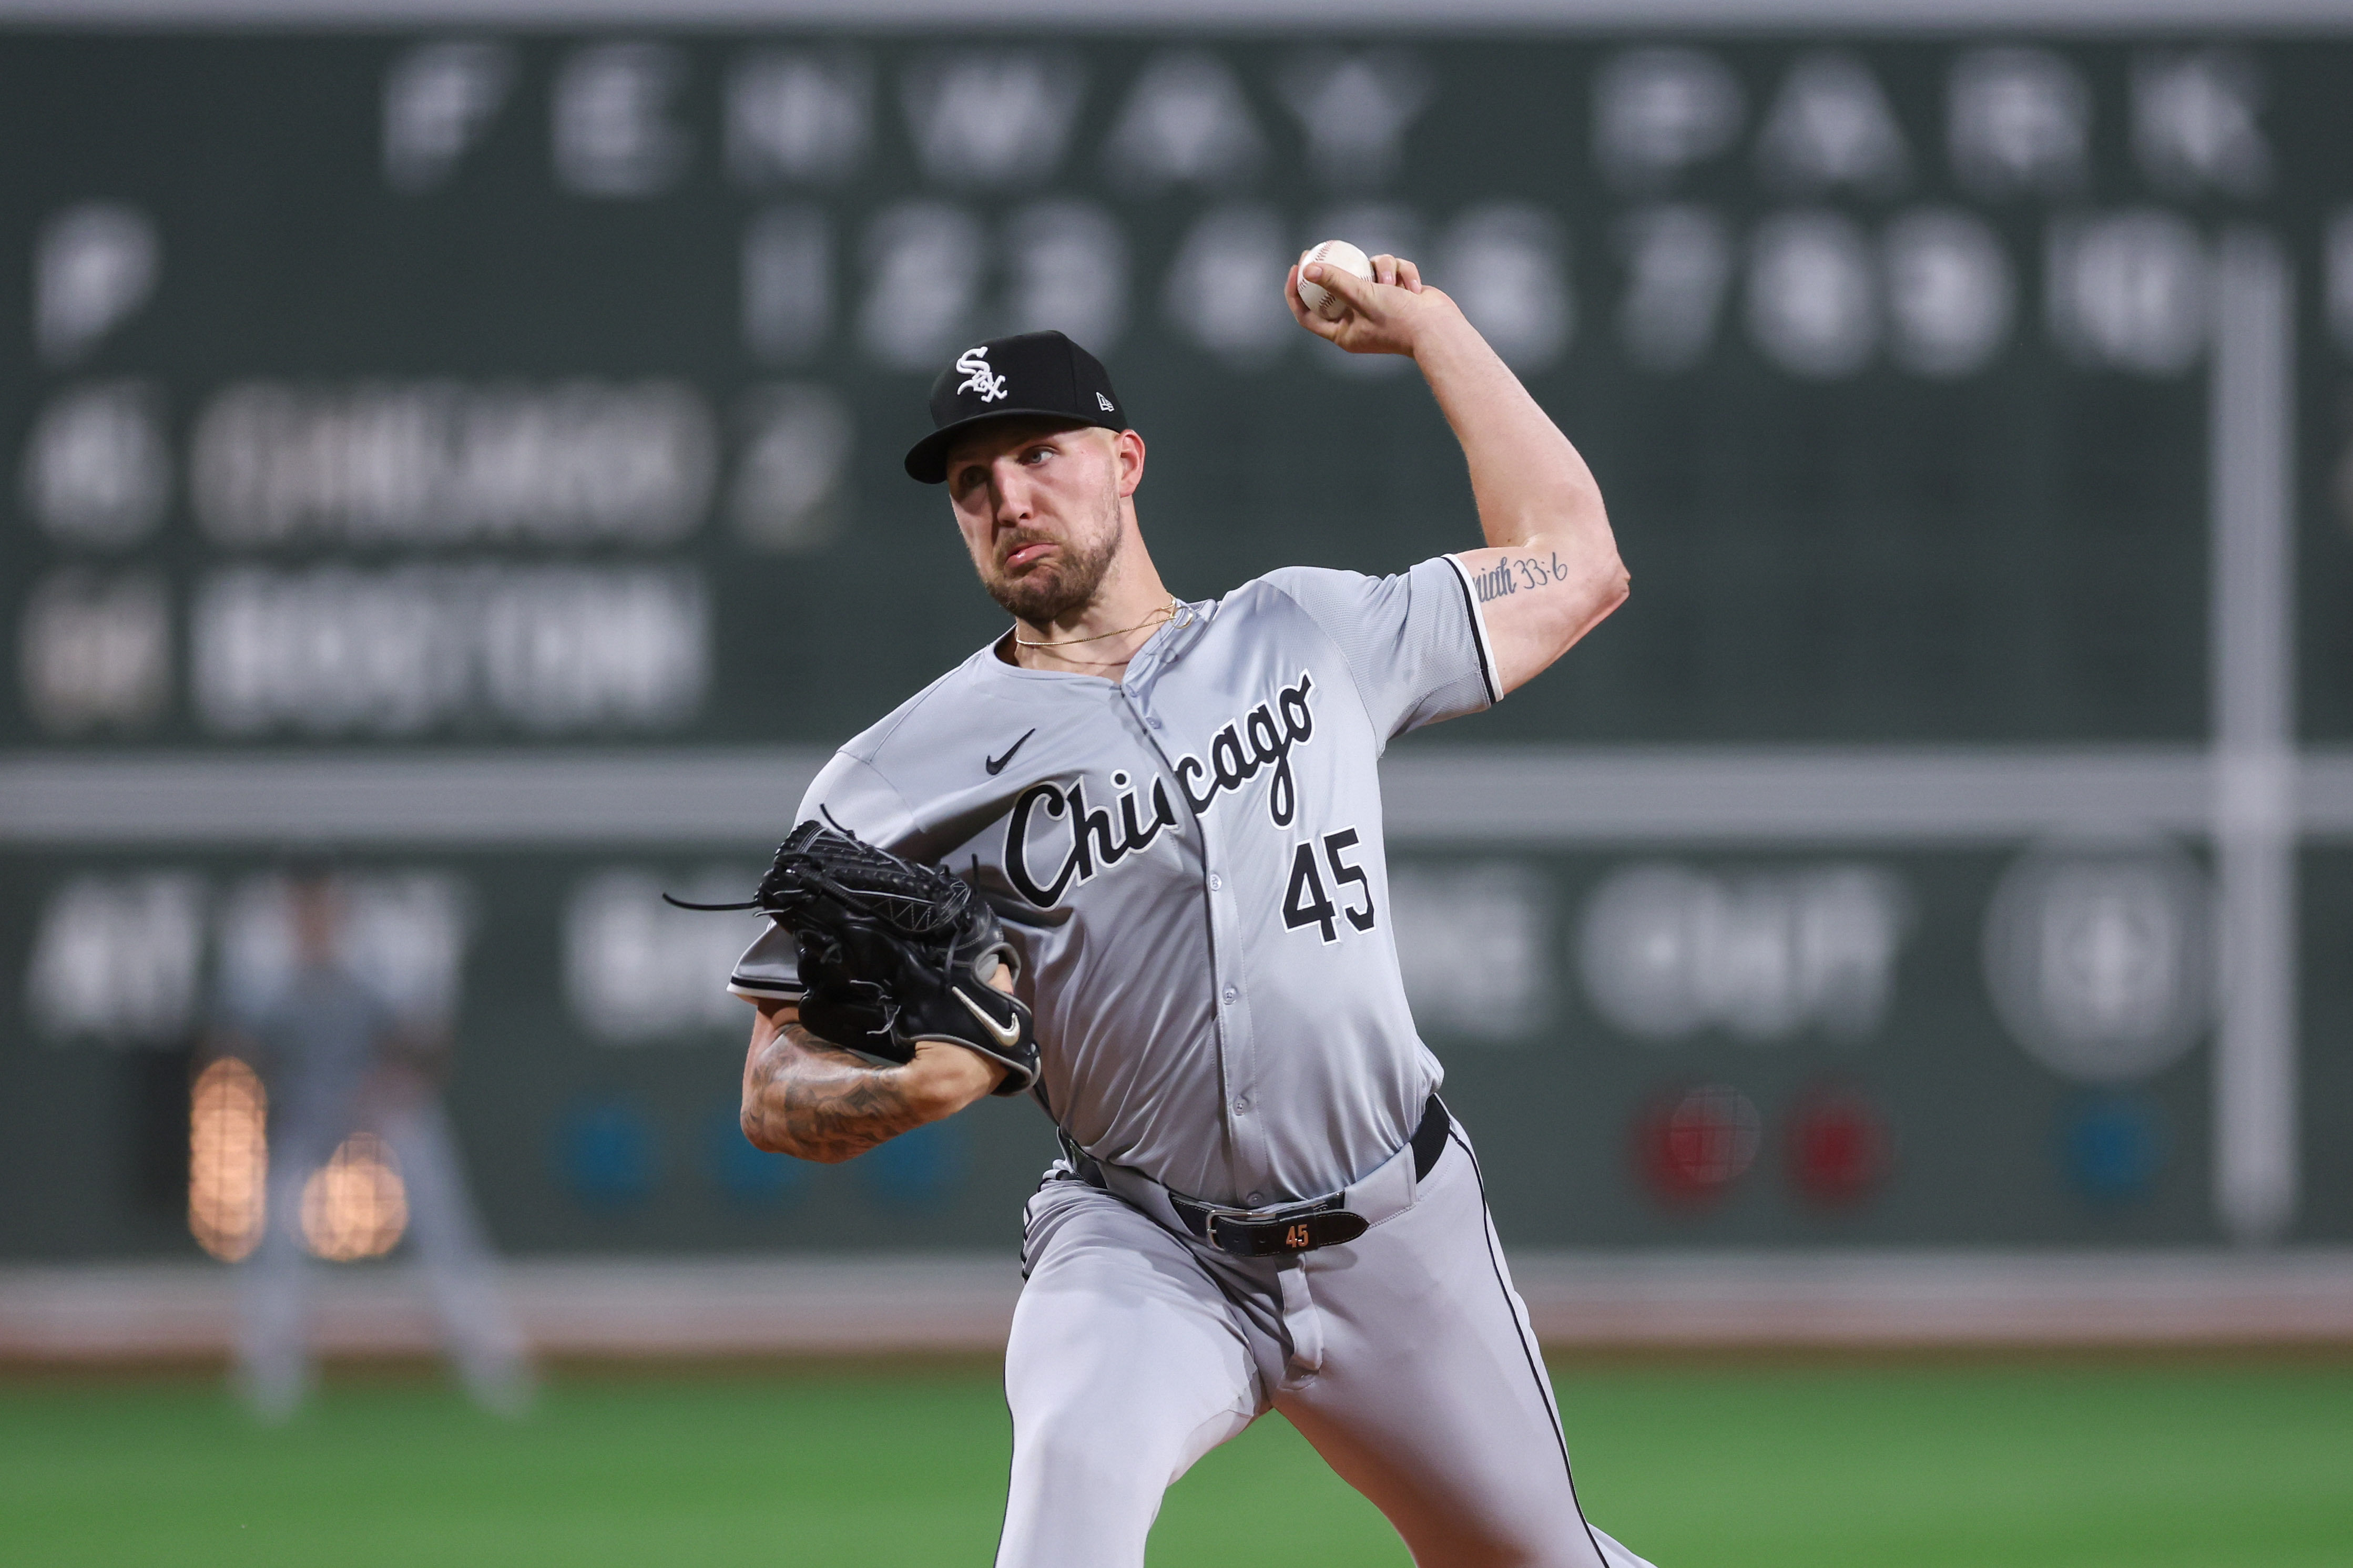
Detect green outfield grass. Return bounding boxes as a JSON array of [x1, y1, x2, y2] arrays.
[[4, 1359, 2348, 1566]]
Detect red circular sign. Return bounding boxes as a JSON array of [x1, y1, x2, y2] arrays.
[[1634, 1082, 1761, 1205], [1786, 1086, 1892, 1207]]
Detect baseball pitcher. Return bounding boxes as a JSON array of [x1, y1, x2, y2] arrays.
[[726, 253, 1646, 1566]]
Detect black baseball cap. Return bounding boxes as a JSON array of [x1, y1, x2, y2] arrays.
[[903, 330, 1128, 484]]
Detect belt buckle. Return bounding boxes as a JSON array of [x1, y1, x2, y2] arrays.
[[1201, 1206, 1263, 1252]]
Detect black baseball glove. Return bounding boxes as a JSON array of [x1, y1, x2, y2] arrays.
[[677, 820, 1038, 1096]]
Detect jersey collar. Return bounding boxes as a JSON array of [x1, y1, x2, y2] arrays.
[[973, 596, 1215, 691]]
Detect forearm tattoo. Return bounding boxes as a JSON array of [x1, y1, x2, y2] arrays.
[[743, 1023, 930, 1163], [1464, 550, 1573, 602]]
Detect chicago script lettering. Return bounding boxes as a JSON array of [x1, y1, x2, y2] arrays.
[[999, 672, 1319, 908], [1176, 672, 1315, 828], [1005, 772, 1179, 906]]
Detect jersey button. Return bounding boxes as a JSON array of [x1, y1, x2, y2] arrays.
[[1232, 1095, 1250, 1112], [1245, 1191, 1263, 1205], [1221, 985, 1237, 1005], [1147, 716, 1163, 729], [1208, 873, 1223, 891]]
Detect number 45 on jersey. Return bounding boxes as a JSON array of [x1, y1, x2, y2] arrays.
[[1284, 827, 1378, 944]]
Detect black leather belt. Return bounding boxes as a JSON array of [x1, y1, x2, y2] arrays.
[[1063, 1092, 1451, 1259]]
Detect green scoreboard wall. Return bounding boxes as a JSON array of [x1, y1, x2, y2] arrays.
[[2, 23, 2346, 1258]]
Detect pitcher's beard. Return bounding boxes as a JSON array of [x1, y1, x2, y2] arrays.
[[986, 524, 1121, 626]]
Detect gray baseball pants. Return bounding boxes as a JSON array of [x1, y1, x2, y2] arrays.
[[995, 1122, 1656, 1567]]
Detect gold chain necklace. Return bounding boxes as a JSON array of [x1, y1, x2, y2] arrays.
[[1012, 597, 1183, 650]]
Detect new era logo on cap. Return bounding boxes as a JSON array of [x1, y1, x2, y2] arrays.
[[905, 330, 1128, 484]]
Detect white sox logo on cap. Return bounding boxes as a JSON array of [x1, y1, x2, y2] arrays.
[[956, 346, 1008, 403]]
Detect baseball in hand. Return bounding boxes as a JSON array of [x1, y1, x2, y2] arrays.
[[1297, 239, 1374, 317]]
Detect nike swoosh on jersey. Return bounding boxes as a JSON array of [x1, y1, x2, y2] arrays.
[[984, 729, 1037, 775]]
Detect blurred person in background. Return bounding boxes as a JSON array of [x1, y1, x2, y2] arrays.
[[206, 860, 532, 1420]]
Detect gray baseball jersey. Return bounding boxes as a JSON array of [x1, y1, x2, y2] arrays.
[[731, 554, 1499, 1208]]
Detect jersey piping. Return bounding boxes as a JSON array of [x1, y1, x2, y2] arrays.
[[1442, 554, 1503, 707]]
